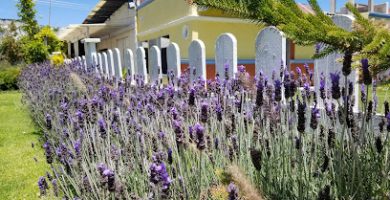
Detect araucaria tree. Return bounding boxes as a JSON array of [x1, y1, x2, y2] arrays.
[[191, 0, 390, 77]]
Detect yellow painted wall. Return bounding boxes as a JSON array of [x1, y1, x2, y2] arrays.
[[191, 20, 262, 59], [198, 8, 236, 18], [138, 18, 263, 59], [137, 0, 196, 33], [295, 45, 315, 60], [137, 0, 313, 60]]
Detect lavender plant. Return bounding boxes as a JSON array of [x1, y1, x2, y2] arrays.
[[19, 61, 389, 199]]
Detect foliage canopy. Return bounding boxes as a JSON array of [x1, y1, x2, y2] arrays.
[[17, 0, 39, 38], [191, 0, 390, 76]]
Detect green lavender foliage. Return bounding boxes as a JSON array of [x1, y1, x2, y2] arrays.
[[18, 62, 390, 199]]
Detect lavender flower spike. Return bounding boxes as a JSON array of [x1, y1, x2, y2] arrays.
[[330, 72, 341, 100]]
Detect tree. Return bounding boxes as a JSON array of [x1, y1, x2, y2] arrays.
[[34, 26, 64, 54], [21, 39, 49, 63], [17, 0, 39, 38], [0, 22, 23, 64], [190, 0, 390, 77]]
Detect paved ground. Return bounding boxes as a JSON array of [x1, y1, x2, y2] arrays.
[[0, 91, 52, 199]]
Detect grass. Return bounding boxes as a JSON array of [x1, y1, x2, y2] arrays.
[[367, 83, 390, 114], [0, 91, 52, 200]]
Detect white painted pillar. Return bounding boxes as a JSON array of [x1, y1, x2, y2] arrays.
[[107, 49, 115, 77], [330, 0, 336, 14], [149, 46, 162, 85], [167, 43, 181, 85], [189, 40, 206, 83], [81, 38, 101, 70], [113, 48, 123, 79], [215, 33, 237, 80], [368, 0, 374, 12], [73, 41, 79, 57], [136, 47, 148, 84], [67, 42, 71, 58]]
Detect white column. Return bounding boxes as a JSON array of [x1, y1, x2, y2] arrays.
[[330, 0, 336, 14], [67, 42, 71, 58], [81, 38, 101, 70], [368, 0, 374, 12], [73, 41, 79, 57]]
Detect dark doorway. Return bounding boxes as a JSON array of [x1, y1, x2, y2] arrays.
[[79, 41, 85, 56]]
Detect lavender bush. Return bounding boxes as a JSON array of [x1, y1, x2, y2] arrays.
[[19, 61, 389, 199]]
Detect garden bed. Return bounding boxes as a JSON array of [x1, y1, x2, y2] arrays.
[[18, 62, 390, 199]]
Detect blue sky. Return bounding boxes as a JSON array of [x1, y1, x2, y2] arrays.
[[0, 0, 389, 28]]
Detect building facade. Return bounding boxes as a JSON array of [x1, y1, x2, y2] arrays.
[[58, 0, 390, 78]]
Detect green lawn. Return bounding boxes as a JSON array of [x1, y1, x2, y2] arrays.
[[0, 91, 52, 199], [368, 84, 390, 114]]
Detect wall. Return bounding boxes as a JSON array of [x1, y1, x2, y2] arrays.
[[137, 0, 196, 33], [96, 4, 137, 63], [294, 45, 315, 60], [138, 17, 263, 59]]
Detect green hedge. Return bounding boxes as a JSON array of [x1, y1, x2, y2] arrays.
[[0, 61, 21, 91]]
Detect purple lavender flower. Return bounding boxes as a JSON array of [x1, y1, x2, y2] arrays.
[[274, 80, 282, 102], [150, 162, 171, 196], [297, 99, 306, 133], [111, 145, 121, 161], [194, 123, 206, 150], [38, 176, 49, 196], [75, 109, 84, 123], [97, 163, 116, 192], [56, 143, 73, 170], [43, 141, 53, 164], [74, 139, 81, 157], [173, 120, 185, 146], [361, 84, 366, 103], [167, 148, 173, 165], [158, 131, 166, 139], [97, 163, 108, 175], [52, 179, 59, 197], [200, 102, 208, 123], [361, 58, 372, 85], [310, 106, 320, 130], [189, 88, 195, 106], [216, 104, 223, 121], [46, 114, 52, 130], [103, 169, 116, 192], [237, 65, 246, 73], [98, 118, 107, 138], [228, 182, 239, 200], [296, 67, 302, 77], [320, 72, 326, 100], [330, 72, 341, 99], [304, 82, 310, 98], [256, 75, 264, 106], [188, 125, 194, 142], [224, 63, 230, 80]]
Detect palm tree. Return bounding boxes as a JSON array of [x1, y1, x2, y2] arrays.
[[190, 0, 390, 77]]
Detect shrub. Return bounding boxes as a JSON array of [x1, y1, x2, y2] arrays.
[[0, 61, 21, 90], [22, 39, 49, 63], [34, 26, 64, 54], [0, 22, 24, 64], [50, 53, 64, 66]]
